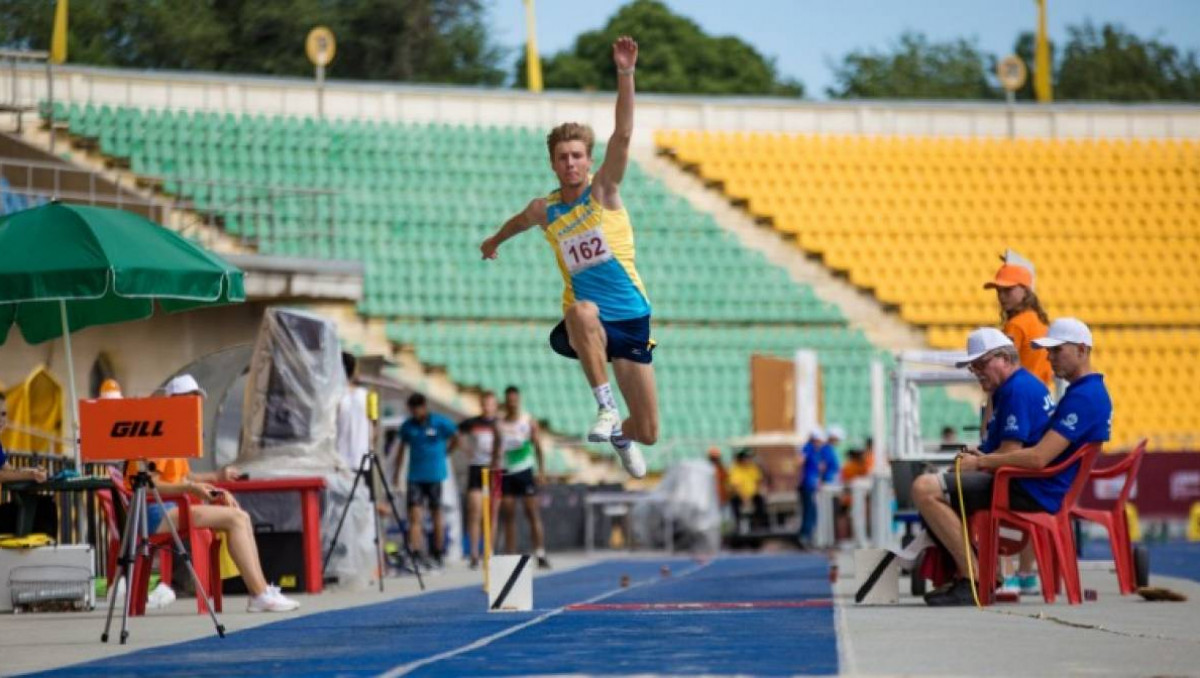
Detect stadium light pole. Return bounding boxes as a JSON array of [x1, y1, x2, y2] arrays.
[[996, 55, 1028, 140], [306, 27, 336, 119]]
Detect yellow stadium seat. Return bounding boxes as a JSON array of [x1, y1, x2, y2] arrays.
[[656, 129, 1200, 450]]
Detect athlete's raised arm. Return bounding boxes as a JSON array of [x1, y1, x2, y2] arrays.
[[593, 36, 637, 209], [480, 197, 547, 260]]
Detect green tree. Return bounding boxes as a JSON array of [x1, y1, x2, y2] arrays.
[[1054, 22, 1200, 102], [0, 0, 506, 85], [516, 0, 802, 96], [827, 32, 998, 100], [327, 0, 506, 85]]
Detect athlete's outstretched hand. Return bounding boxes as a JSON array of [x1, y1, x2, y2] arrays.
[[613, 35, 638, 71], [480, 236, 499, 260]]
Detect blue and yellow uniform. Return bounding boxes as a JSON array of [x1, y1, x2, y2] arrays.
[[544, 185, 655, 364]]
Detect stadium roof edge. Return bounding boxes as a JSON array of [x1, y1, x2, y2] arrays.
[[25, 63, 1200, 113], [11, 62, 1200, 138]]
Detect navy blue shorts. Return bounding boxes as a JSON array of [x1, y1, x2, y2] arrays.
[[549, 315, 655, 364]]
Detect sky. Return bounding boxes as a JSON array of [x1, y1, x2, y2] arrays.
[[490, 0, 1200, 97]]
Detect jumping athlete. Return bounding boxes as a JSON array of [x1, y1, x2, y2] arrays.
[[480, 36, 655, 478]]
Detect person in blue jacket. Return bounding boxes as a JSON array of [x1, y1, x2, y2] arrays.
[[797, 425, 841, 548]]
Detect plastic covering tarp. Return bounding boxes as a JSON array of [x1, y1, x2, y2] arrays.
[[1, 365, 63, 454], [234, 308, 374, 589], [631, 460, 721, 553], [240, 308, 344, 470]]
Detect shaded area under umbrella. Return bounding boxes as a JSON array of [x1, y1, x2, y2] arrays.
[[0, 201, 246, 468]]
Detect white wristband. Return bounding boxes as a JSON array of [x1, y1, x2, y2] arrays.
[[617, 67, 635, 76]]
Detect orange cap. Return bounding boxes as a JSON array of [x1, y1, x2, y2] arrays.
[[984, 264, 1034, 290], [99, 378, 123, 399]]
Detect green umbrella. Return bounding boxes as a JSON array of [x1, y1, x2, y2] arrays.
[[0, 202, 246, 466]]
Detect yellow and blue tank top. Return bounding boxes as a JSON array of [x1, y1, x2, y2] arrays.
[[542, 185, 651, 321]]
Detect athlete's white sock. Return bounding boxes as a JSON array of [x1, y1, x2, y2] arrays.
[[593, 383, 617, 410], [536, 547, 546, 559]]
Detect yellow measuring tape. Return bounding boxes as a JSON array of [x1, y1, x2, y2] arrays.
[[955, 456, 983, 609]]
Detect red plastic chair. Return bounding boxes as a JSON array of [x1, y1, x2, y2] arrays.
[[137, 492, 223, 615], [973, 442, 1103, 606], [106, 474, 223, 616], [1071, 440, 1146, 595]]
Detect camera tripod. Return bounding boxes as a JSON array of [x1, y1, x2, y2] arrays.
[[101, 468, 225, 644], [323, 451, 425, 592]]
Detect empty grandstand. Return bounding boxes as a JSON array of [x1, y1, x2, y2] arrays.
[[657, 130, 1200, 449], [32, 102, 977, 470]]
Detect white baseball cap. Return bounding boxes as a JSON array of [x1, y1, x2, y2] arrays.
[[954, 328, 1015, 368], [163, 374, 207, 398], [1033, 318, 1093, 349], [826, 425, 846, 441], [808, 426, 826, 441]]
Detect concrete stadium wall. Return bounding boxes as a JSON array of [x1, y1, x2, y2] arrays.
[[5, 65, 1200, 146]]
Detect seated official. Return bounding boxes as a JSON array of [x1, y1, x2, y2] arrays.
[[837, 444, 874, 540], [0, 393, 48, 535], [728, 449, 767, 532], [913, 321, 1110, 606], [0, 392, 47, 485], [128, 375, 300, 613]]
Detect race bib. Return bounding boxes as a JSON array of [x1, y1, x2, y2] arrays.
[[558, 228, 613, 274]]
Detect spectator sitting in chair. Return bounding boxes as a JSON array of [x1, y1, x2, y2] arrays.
[[728, 449, 767, 533], [0, 392, 47, 485], [838, 444, 873, 540], [912, 321, 1109, 606], [129, 374, 300, 613]]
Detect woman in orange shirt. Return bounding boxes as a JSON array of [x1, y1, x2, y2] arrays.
[[984, 260, 1052, 596], [985, 263, 1054, 389]]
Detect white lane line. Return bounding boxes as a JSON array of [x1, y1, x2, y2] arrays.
[[377, 560, 712, 678], [834, 594, 859, 677]]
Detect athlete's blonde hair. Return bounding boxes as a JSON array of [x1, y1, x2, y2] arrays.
[[546, 122, 594, 160]]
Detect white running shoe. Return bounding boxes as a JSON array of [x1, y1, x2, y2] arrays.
[[146, 583, 176, 609], [247, 584, 300, 613], [588, 408, 621, 442], [613, 440, 647, 479]]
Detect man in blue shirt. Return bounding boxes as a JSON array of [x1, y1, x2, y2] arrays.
[[395, 392, 459, 566], [913, 328, 1053, 606], [821, 426, 844, 484], [796, 427, 831, 548], [921, 320, 1111, 606]]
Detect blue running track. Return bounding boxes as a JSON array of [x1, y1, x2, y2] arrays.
[[32, 554, 838, 677], [1082, 539, 1200, 583]]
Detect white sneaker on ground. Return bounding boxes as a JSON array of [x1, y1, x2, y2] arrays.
[[146, 583, 176, 609], [247, 584, 300, 613], [613, 439, 647, 479], [588, 408, 621, 442]]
